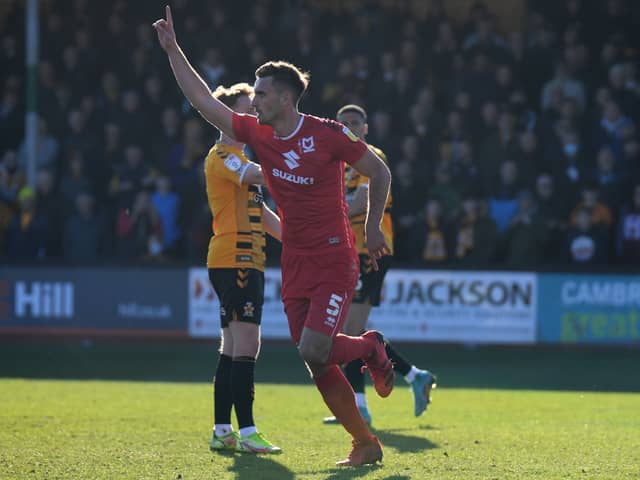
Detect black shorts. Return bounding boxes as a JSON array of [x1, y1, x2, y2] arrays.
[[208, 268, 264, 327], [352, 254, 392, 306]]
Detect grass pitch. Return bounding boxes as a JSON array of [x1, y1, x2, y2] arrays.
[[1, 342, 639, 479]]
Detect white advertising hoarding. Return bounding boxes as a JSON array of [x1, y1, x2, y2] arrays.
[[367, 270, 537, 344], [188, 268, 537, 344]]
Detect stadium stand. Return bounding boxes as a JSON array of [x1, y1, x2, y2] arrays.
[[1, 0, 639, 267]]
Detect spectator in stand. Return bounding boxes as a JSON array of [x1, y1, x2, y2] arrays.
[[489, 160, 522, 232], [115, 189, 163, 260], [63, 108, 98, 160], [367, 110, 398, 161], [142, 75, 167, 131], [392, 160, 421, 262], [541, 60, 586, 112], [448, 139, 481, 196], [151, 175, 181, 256], [534, 173, 568, 264], [97, 71, 121, 121], [167, 118, 206, 195], [109, 144, 156, 210], [616, 184, 640, 264], [478, 109, 520, 193], [450, 193, 498, 267], [151, 107, 182, 170], [593, 145, 627, 210], [500, 190, 548, 269], [410, 198, 450, 266], [429, 161, 461, 221], [552, 128, 588, 206], [5, 186, 47, 259], [0, 81, 22, 152], [0, 149, 23, 206], [35, 168, 64, 258], [118, 89, 148, 148], [515, 130, 539, 186], [440, 110, 467, 151], [564, 206, 609, 266], [569, 184, 614, 230], [63, 192, 106, 262], [623, 137, 640, 179], [598, 99, 634, 163], [95, 122, 122, 202], [397, 134, 428, 192], [59, 149, 92, 215], [16, 117, 59, 175], [0, 149, 22, 252], [183, 170, 211, 263], [608, 62, 640, 119]]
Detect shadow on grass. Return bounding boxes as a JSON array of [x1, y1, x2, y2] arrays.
[[298, 463, 384, 480], [372, 428, 438, 454], [224, 452, 295, 480]]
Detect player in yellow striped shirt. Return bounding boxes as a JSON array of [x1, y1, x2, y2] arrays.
[[206, 83, 282, 454], [323, 104, 437, 425]]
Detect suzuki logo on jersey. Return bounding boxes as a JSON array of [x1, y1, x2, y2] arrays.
[[272, 168, 314, 185], [15, 281, 74, 318], [282, 150, 300, 170], [300, 136, 315, 153]]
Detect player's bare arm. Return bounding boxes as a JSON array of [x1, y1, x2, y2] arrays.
[[352, 149, 392, 269], [262, 205, 282, 241], [348, 184, 368, 217], [153, 6, 235, 136], [241, 163, 266, 186]]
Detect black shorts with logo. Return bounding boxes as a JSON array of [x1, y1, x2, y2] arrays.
[[208, 268, 264, 328], [352, 254, 392, 306]]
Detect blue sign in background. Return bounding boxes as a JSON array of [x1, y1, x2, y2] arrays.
[[0, 267, 189, 334], [538, 273, 640, 344]]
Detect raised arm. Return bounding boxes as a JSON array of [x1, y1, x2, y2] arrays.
[[351, 148, 392, 269], [153, 6, 234, 136]]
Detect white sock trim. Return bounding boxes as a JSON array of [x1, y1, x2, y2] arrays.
[[214, 424, 233, 437], [239, 426, 257, 438], [404, 366, 420, 384], [355, 392, 368, 408]]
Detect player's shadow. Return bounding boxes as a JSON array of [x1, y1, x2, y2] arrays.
[[317, 463, 384, 480], [372, 428, 438, 453], [225, 453, 295, 480]]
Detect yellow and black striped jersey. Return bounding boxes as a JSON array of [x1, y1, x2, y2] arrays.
[[205, 143, 266, 270], [344, 144, 394, 255]]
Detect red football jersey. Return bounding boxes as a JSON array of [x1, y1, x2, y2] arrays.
[[232, 112, 368, 255]]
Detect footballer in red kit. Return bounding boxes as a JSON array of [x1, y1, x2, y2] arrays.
[[154, 5, 394, 466], [232, 112, 366, 341]]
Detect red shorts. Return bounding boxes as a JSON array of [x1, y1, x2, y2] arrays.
[[281, 248, 359, 344]]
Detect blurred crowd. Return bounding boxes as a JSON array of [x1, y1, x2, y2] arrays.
[[1, 0, 639, 268]]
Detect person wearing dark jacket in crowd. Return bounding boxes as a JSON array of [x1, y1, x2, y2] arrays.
[[616, 184, 640, 264], [63, 192, 106, 262], [565, 206, 609, 266]]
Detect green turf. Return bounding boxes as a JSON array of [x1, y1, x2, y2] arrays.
[[1, 342, 639, 479]]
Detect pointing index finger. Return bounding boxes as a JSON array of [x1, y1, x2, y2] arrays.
[[166, 5, 173, 28]]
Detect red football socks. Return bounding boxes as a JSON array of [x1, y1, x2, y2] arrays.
[[328, 333, 372, 365], [314, 365, 373, 443]]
